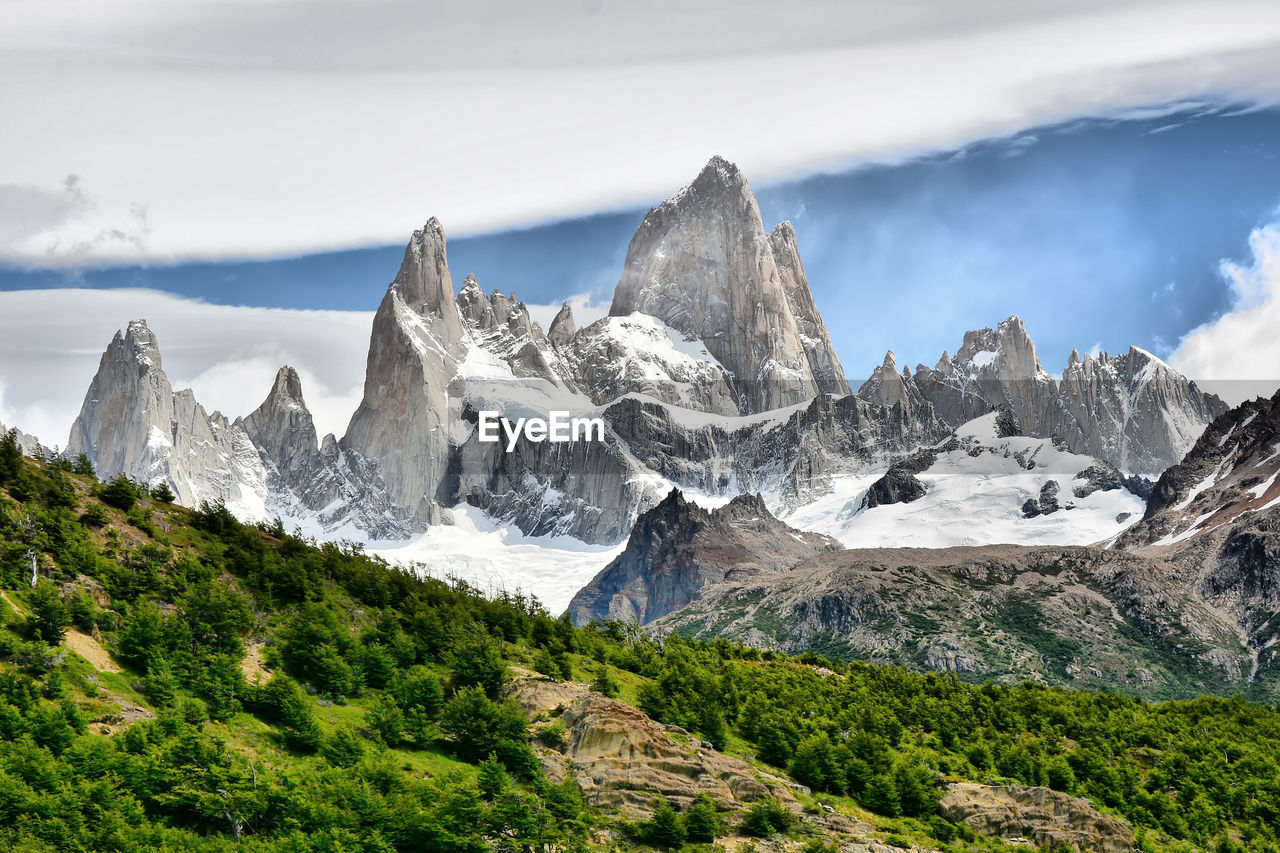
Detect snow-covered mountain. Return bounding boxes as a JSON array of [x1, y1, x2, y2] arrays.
[[57, 156, 1227, 609], [858, 316, 1225, 477]]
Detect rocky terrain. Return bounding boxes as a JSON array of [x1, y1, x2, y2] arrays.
[[571, 393, 1280, 701], [859, 317, 1225, 477], [567, 489, 840, 626], [508, 674, 793, 819], [1112, 387, 1280, 697], [940, 783, 1135, 852], [647, 542, 1254, 698]]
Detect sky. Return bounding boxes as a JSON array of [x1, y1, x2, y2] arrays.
[[3, 1, 1280, 445]]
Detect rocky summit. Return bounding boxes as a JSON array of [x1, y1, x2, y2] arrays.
[[860, 316, 1225, 477], [66, 323, 412, 539], [609, 156, 850, 413], [567, 489, 841, 626]]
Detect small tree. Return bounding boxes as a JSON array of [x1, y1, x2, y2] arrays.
[[591, 663, 619, 698], [322, 727, 365, 767], [862, 773, 901, 816], [641, 798, 686, 849], [683, 794, 719, 842], [150, 481, 176, 503], [448, 632, 508, 698], [0, 428, 22, 485], [28, 581, 70, 646], [741, 799, 793, 837], [71, 453, 96, 478], [100, 474, 138, 512], [477, 754, 510, 799]]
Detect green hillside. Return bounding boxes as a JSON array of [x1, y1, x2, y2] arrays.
[[1, 429, 1279, 853]]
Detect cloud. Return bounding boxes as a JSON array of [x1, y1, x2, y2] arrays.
[[4, 1, 1280, 266], [1170, 222, 1280, 404], [0, 289, 373, 447]]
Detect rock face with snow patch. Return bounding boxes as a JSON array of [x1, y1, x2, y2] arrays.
[[1109, 390, 1280, 698], [241, 367, 413, 539], [567, 488, 841, 626], [608, 156, 849, 414], [67, 320, 269, 514], [1118, 388, 1280, 549], [862, 317, 1225, 476], [1055, 346, 1225, 476], [343, 219, 467, 524]]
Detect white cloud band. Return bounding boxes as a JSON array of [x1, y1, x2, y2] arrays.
[[4, 0, 1280, 265]]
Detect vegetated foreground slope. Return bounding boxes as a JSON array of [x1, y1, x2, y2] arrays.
[[1, 433, 1279, 852]]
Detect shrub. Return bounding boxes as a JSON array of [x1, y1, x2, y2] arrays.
[[100, 474, 139, 512]]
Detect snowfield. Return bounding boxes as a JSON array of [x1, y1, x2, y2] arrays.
[[366, 505, 624, 614], [784, 413, 1145, 549]]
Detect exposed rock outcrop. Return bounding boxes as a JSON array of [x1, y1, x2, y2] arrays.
[[567, 489, 840, 626], [941, 783, 1135, 852], [508, 675, 791, 819], [862, 448, 937, 509]]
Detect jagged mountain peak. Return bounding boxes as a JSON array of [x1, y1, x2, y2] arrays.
[[547, 301, 576, 347], [608, 157, 847, 412], [269, 366, 306, 406], [393, 217, 455, 316], [114, 318, 162, 368], [249, 367, 309, 424], [690, 154, 747, 192], [567, 486, 840, 626], [954, 314, 1045, 377]]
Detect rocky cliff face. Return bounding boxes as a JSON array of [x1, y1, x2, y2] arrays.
[[66, 320, 269, 516], [1119, 388, 1280, 548], [66, 327, 412, 539], [568, 488, 840, 626], [608, 156, 848, 414], [508, 674, 791, 820], [241, 367, 413, 539], [342, 219, 466, 524], [861, 317, 1225, 476], [1110, 390, 1280, 696]]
